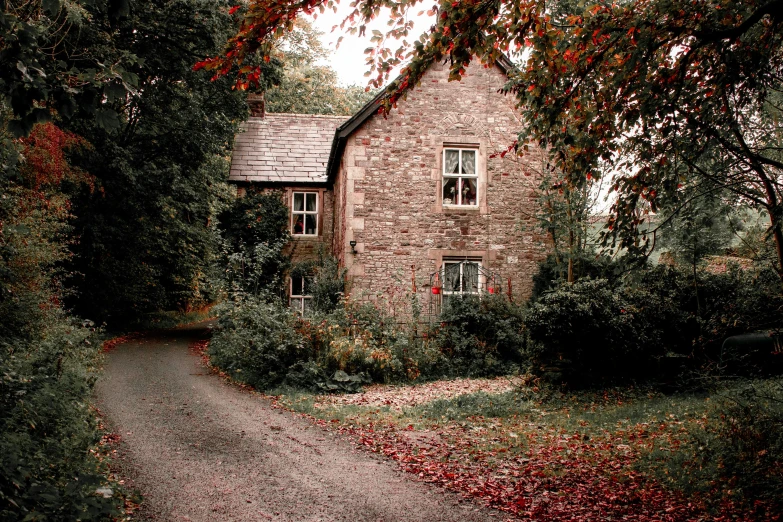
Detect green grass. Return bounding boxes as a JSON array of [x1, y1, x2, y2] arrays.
[[273, 377, 783, 517]]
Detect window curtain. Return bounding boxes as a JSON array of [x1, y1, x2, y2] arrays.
[[445, 150, 460, 174], [461, 150, 476, 174]]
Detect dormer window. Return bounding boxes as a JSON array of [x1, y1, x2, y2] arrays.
[[292, 192, 318, 236], [442, 148, 478, 207]]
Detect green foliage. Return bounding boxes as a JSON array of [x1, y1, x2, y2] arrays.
[[63, 0, 259, 325], [525, 278, 666, 386], [526, 264, 783, 387], [0, 127, 121, 519], [209, 296, 309, 389], [434, 294, 527, 377], [217, 190, 291, 296], [643, 380, 783, 517], [530, 253, 624, 300], [0, 317, 121, 521], [0, 0, 138, 136], [532, 169, 600, 284], [290, 255, 346, 313], [249, 19, 377, 115]]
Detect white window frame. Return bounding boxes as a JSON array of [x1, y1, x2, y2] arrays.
[[291, 191, 318, 236], [442, 148, 479, 207], [441, 259, 483, 309], [289, 275, 312, 315]]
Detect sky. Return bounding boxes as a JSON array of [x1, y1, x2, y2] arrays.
[[307, 5, 432, 86]]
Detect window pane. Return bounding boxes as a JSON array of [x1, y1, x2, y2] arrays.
[[460, 177, 477, 206], [292, 214, 304, 234], [302, 276, 312, 295], [291, 276, 303, 296], [293, 193, 304, 211], [290, 297, 302, 311], [302, 297, 312, 315], [444, 262, 461, 292], [305, 214, 317, 235], [463, 262, 479, 293], [444, 150, 460, 174], [443, 177, 458, 205], [461, 150, 476, 174], [305, 193, 317, 211], [441, 294, 452, 311]]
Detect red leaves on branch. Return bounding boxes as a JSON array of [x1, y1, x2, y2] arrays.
[[19, 123, 91, 191]]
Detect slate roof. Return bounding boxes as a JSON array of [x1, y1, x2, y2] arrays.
[[229, 113, 347, 184]]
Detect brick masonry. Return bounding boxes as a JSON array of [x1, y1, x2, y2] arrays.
[[332, 60, 549, 305]]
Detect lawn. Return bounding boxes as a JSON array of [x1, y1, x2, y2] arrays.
[[269, 377, 781, 521]]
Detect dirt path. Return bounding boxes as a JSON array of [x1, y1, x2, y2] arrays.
[[95, 324, 497, 521]]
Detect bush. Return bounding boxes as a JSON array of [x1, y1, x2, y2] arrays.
[[525, 278, 675, 386], [530, 253, 626, 301], [526, 260, 783, 387], [290, 255, 346, 314], [216, 189, 291, 296], [0, 317, 122, 521], [210, 295, 417, 391], [433, 294, 527, 377], [302, 301, 418, 384], [209, 296, 310, 389]]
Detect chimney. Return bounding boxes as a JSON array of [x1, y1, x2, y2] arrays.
[[248, 93, 265, 118]]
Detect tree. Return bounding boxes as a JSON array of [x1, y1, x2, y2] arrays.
[[257, 19, 377, 115], [200, 0, 783, 283], [535, 166, 597, 284], [0, 0, 138, 137], [59, 0, 268, 324], [658, 181, 737, 314]]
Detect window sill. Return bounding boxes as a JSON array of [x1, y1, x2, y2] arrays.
[[442, 205, 480, 213], [292, 234, 321, 240]]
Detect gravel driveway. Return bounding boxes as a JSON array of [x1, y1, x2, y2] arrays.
[[96, 323, 497, 521]]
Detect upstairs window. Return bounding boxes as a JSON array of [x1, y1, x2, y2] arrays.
[[290, 275, 312, 315], [292, 192, 318, 236], [442, 148, 478, 207]]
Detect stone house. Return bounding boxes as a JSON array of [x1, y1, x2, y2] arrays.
[[229, 58, 548, 315]]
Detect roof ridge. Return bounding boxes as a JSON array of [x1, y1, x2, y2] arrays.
[[254, 113, 350, 120]]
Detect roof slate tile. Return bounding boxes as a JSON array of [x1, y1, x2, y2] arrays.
[[229, 113, 347, 184]]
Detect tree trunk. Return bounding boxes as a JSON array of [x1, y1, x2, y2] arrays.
[[769, 214, 783, 290]]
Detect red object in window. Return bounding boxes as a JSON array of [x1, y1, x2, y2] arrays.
[[488, 287, 495, 294], [432, 286, 441, 295]]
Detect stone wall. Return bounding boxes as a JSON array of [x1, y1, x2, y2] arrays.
[[334, 59, 549, 309]]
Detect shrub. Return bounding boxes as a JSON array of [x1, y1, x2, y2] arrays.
[[209, 296, 310, 389], [433, 293, 526, 377], [216, 189, 291, 296], [290, 255, 346, 314], [530, 253, 626, 301], [302, 301, 417, 384], [524, 278, 668, 386], [0, 317, 122, 521], [526, 260, 783, 387]]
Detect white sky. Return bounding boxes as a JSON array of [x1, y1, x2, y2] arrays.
[[307, 4, 432, 86]]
